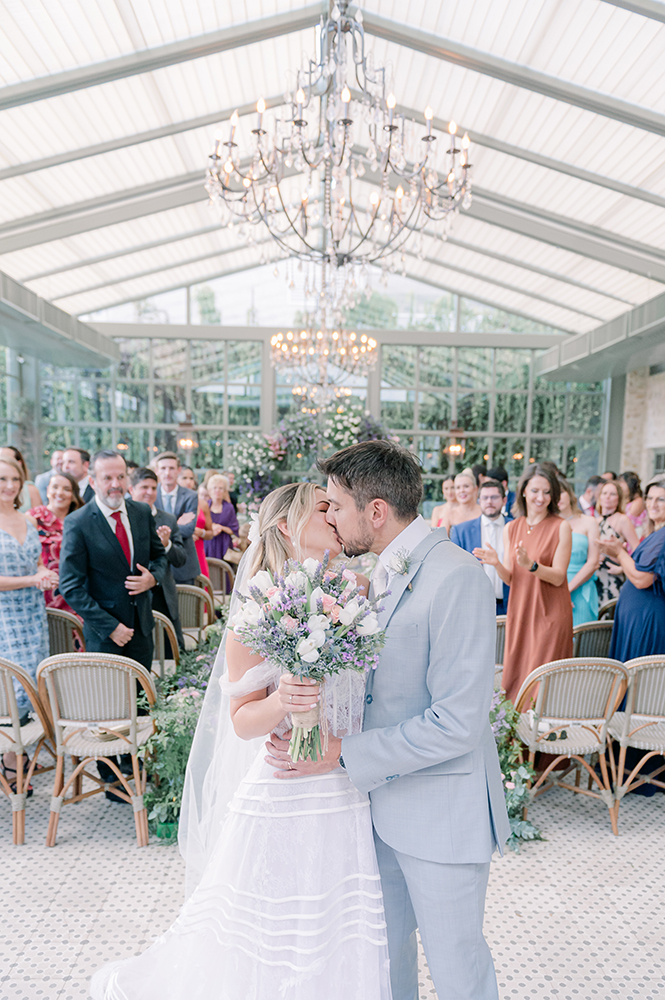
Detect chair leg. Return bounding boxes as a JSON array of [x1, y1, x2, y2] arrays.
[[46, 755, 65, 847], [597, 749, 618, 838], [71, 756, 82, 799], [11, 752, 25, 846], [131, 754, 149, 847]]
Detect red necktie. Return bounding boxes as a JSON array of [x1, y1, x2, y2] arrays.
[[111, 511, 132, 566]]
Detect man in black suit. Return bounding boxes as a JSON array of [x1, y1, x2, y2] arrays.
[[59, 449, 168, 670], [129, 466, 186, 651], [62, 447, 95, 503], [155, 451, 200, 586]]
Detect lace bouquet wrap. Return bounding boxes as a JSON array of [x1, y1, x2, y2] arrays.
[[230, 553, 386, 761]]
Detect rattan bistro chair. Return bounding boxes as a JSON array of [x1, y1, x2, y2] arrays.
[[598, 598, 618, 621], [196, 573, 218, 612], [152, 611, 180, 679], [515, 657, 627, 835], [205, 558, 235, 604], [608, 656, 665, 825], [0, 657, 55, 845], [572, 620, 613, 658], [177, 584, 215, 648], [46, 608, 85, 655], [37, 653, 156, 848]]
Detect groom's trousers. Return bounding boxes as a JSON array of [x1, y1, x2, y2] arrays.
[[374, 831, 499, 1000]]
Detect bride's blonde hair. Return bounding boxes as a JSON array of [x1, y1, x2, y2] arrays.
[[245, 482, 324, 577]]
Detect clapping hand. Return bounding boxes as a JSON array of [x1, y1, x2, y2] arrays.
[[515, 542, 532, 569], [472, 543, 499, 566], [598, 537, 623, 560], [125, 563, 156, 594], [156, 524, 171, 546], [177, 511, 196, 526]]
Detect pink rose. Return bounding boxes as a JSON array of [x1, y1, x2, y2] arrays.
[[321, 593, 336, 612], [342, 569, 357, 583], [266, 586, 279, 598], [505, 781, 515, 789], [280, 615, 298, 631], [330, 604, 341, 623]]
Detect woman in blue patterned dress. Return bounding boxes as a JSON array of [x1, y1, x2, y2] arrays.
[[0, 457, 57, 789]]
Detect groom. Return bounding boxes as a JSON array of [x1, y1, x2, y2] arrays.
[[267, 440, 510, 1000]]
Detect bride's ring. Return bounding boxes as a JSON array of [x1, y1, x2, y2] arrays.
[[289, 695, 293, 703]]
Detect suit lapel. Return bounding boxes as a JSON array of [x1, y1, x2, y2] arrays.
[[126, 500, 142, 570], [377, 529, 447, 627], [90, 503, 129, 566]]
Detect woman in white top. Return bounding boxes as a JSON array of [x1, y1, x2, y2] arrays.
[[439, 470, 478, 535]]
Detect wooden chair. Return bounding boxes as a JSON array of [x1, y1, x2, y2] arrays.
[[196, 573, 218, 612], [177, 584, 215, 648], [37, 653, 156, 848], [0, 657, 55, 845], [46, 608, 85, 655], [152, 611, 180, 679], [205, 558, 235, 604], [495, 615, 506, 667], [572, 620, 613, 658], [598, 598, 618, 621], [608, 655, 665, 827], [515, 657, 627, 835]]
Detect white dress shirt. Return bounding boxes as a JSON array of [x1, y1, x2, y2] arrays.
[[95, 495, 134, 566], [480, 513, 505, 599], [578, 494, 594, 516], [160, 486, 179, 515], [371, 515, 431, 597]]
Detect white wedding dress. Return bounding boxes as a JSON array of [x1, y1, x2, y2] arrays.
[[90, 665, 392, 1000]]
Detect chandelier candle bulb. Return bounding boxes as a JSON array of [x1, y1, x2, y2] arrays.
[[424, 106, 434, 138]]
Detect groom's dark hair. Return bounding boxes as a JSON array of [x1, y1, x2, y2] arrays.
[[318, 440, 423, 521]]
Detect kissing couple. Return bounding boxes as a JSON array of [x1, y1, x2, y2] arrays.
[[91, 439, 509, 1000]]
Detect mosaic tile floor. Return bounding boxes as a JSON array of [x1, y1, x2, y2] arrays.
[[2, 772, 664, 1000]]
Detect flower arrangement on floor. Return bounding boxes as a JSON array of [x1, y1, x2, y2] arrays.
[[230, 554, 385, 761], [490, 687, 543, 851]]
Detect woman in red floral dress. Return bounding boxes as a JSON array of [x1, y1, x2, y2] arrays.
[[27, 472, 84, 612]]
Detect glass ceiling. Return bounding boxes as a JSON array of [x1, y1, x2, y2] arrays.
[[1, 0, 664, 334]]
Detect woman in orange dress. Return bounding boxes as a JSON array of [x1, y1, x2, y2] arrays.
[[475, 464, 573, 703]]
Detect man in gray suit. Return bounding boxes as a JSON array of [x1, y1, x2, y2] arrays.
[[128, 466, 186, 651], [155, 451, 200, 586], [268, 440, 510, 1000]]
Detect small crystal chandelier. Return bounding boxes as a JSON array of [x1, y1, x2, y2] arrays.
[[270, 327, 377, 376], [205, 0, 472, 271]]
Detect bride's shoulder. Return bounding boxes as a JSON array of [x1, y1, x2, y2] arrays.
[[225, 628, 265, 681]]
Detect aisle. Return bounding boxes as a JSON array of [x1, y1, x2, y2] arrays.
[[2, 776, 664, 1000]]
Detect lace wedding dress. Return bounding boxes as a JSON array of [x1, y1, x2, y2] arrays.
[[90, 665, 392, 1000]]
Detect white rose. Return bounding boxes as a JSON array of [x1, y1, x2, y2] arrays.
[[309, 586, 325, 612], [231, 600, 264, 629], [285, 570, 308, 591], [249, 570, 273, 595], [302, 557, 320, 578], [338, 598, 361, 626], [356, 612, 380, 636], [296, 636, 321, 663], [307, 614, 330, 634], [268, 589, 284, 607]]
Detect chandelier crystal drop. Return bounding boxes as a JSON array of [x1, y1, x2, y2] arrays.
[[205, 0, 472, 270]]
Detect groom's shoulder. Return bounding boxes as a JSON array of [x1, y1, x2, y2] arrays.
[[419, 529, 485, 577]]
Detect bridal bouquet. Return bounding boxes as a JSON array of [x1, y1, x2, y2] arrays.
[[230, 553, 386, 762]]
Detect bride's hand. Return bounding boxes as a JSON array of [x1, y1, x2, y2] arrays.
[[277, 673, 319, 714]]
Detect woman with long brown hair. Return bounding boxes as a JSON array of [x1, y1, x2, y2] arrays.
[[27, 471, 83, 611], [595, 479, 639, 607]]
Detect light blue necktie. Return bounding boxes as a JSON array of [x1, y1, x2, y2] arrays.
[[166, 491, 175, 514]]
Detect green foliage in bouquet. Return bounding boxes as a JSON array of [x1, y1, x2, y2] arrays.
[[490, 688, 544, 852], [141, 620, 226, 840]]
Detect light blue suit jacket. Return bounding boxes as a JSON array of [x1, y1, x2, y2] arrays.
[[342, 529, 510, 864]]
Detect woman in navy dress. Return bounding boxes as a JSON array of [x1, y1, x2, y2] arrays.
[[203, 474, 239, 563], [606, 479, 665, 662]]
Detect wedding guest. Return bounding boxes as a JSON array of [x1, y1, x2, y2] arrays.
[[557, 477, 600, 625], [35, 449, 64, 503], [221, 469, 239, 508], [27, 472, 83, 612], [601, 471, 617, 482], [204, 474, 239, 564], [488, 465, 516, 517], [578, 475, 604, 517], [224, 521, 251, 567], [475, 464, 572, 703], [438, 469, 478, 535], [62, 447, 95, 503], [177, 465, 198, 492], [155, 452, 200, 586], [0, 457, 55, 740], [471, 463, 489, 486], [0, 446, 41, 511], [607, 478, 665, 661], [451, 478, 512, 615], [195, 483, 214, 576], [619, 471, 647, 537], [429, 476, 456, 528], [595, 480, 639, 607]]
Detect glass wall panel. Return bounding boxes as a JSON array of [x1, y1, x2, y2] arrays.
[[115, 383, 149, 423], [495, 349, 530, 390], [419, 347, 454, 387], [228, 342, 262, 384], [152, 340, 187, 380], [41, 381, 75, 423], [192, 386, 225, 425], [530, 438, 565, 470], [381, 346, 416, 387], [532, 393, 565, 434], [455, 437, 490, 475], [418, 392, 452, 430], [115, 429, 151, 462], [154, 384, 187, 424], [228, 385, 261, 426], [457, 392, 490, 431], [78, 426, 110, 453], [78, 381, 111, 423], [116, 339, 150, 379], [153, 429, 179, 454], [381, 389, 415, 428], [494, 393, 527, 434], [567, 393, 603, 435], [492, 438, 527, 483], [458, 348, 493, 388], [193, 434, 226, 470], [191, 340, 225, 382]]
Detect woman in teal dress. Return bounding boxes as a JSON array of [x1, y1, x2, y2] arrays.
[[558, 478, 600, 625]]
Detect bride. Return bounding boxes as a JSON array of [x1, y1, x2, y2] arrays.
[[90, 482, 392, 1000]]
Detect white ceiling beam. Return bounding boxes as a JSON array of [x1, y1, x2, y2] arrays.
[[362, 11, 665, 136], [600, 0, 665, 22], [0, 6, 324, 112]]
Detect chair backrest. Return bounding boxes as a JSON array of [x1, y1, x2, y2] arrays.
[[495, 615, 506, 666], [46, 608, 86, 655], [572, 620, 613, 658], [206, 557, 235, 596], [598, 598, 618, 621], [196, 573, 216, 608], [153, 611, 180, 675], [0, 656, 53, 741], [624, 656, 665, 718], [515, 657, 627, 735], [177, 584, 214, 632], [37, 653, 156, 753]]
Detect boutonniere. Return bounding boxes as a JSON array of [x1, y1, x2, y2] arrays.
[[389, 548, 412, 577]]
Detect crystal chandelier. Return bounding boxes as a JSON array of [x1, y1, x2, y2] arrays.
[[270, 326, 377, 377], [205, 0, 472, 271]]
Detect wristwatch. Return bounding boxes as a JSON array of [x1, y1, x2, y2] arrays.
[[529, 560, 539, 573], [338, 754, 346, 769]]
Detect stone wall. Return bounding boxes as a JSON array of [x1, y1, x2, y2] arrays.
[[620, 367, 665, 482]]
